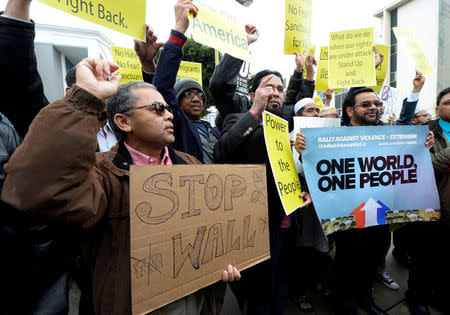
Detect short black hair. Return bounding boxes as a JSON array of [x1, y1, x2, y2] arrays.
[[65, 66, 76, 87], [341, 87, 375, 125], [437, 87, 450, 107], [250, 69, 283, 93]]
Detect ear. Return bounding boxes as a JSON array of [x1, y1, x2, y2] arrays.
[[346, 106, 353, 119], [436, 106, 440, 117], [250, 92, 255, 102], [114, 113, 132, 134]]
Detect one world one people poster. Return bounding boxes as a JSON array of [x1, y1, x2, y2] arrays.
[[301, 125, 440, 235]]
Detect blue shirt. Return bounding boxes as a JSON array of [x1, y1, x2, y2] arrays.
[[439, 119, 450, 141], [97, 122, 117, 152]]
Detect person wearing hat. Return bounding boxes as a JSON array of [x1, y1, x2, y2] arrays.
[[412, 108, 432, 125], [144, 9, 220, 163], [294, 97, 320, 117], [319, 106, 339, 118]]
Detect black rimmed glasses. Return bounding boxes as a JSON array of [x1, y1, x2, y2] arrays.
[[121, 101, 172, 116], [182, 91, 205, 99]]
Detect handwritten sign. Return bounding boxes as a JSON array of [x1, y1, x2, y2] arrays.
[[176, 61, 203, 86], [301, 126, 441, 235], [263, 111, 303, 215], [329, 28, 376, 88], [190, 0, 250, 61], [284, 0, 312, 54], [38, 0, 146, 40], [315, 46, 343, 92], [393, 27, 434, 75], [111, 46, 143, 84], [368, 44, 390, 94], [130, 164, 270, 314]]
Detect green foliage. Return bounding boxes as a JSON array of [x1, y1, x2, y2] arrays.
[[182, 38, 218, 115]]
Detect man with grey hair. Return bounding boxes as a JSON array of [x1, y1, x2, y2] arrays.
[[2, 54, 240, 315]]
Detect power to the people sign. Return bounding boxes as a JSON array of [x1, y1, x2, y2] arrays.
[[38, 0, 146, 40], [263, 111, 304, 215]]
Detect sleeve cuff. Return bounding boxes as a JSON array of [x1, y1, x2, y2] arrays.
[[0, 14, 32, 24], [249, 110, 259, 121], [168, 30, 187, 47], [407, 92, 420, 102]]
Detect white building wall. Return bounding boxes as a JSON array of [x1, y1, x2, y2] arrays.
[[396, 0, 439, 110], [34, 24, 113, 102]]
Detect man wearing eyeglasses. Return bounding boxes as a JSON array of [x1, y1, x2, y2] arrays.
[[413, 109, 432, 125], [296, 73, 434, 315]]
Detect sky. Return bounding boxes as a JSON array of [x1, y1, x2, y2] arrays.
[[0, 0, 394, 78]]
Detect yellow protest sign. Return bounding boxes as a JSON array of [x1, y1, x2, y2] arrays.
[[38, 0, 146, 40], [329, 28, 376, 89], [369, 45, 390, 94], [313, 96, 325, 109], [177, 61, 203, 86], [284, 0, 312, 54], [315, 47, 343, 92], [393, 27, 434, 75], [111, 46, 143, 84], [263, 111, 303, 215], [190, 0, 249, 61]]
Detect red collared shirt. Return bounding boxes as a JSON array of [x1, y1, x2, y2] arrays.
[[124, 142, 172, 166]]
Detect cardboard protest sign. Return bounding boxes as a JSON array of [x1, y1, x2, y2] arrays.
[[111, 46, 143, 84], [302, 126, 440, 235], [38, 0, 146, 40], [368, 45, 390, 94], [393, 27, 434, 75], [284, 0, 313, 54], [190, 0, 250, 61], [263, 111, 303, 215], [315, 47, 343, 92], [329, 28, 376, 89], [289, 117, 341, 175], [130, 164, 270, 314], [177, 61, 203, 86]]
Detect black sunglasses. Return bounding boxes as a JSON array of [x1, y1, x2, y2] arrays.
[[354, 100, 384, 108], [121, 101, 172, 116]]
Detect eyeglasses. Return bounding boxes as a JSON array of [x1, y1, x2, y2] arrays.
[[182, 91, 205, 99], [354, 100, 384, 108], [121, 101, 172, 116], [414, 113, 431, 118]]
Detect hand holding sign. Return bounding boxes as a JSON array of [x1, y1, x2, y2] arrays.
[[222, 265, 242, 282], [134, 25, 164, 73], [175, 0, 199, 34], [245, 24, 260, 45], [294, 131, 306, 155], [374, 45, 384, 68], [305, 55, 317, 81], [294, 51, 306, 72], [76, 58, 120, 101], [412, 71, 425, 93]]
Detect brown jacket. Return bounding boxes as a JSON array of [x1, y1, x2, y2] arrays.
[[1, 85, 200, 314]]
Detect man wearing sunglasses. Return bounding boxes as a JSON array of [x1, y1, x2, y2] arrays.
[[296, 72, 434, 315], [413, 109, 432, 125]]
